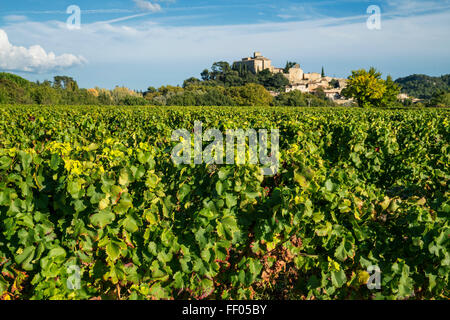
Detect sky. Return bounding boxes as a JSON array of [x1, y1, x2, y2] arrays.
[[0, 0, 449, 90]]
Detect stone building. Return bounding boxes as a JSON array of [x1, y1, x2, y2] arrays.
[[323, 89, 342, 100], [234, 52, 305, 84], [286, 82, 309, 93], [303, 72, 322, 81], [233, 52, 345, 86], [234, 52, 350, 103], [284, 64, 305, 83], [234, 52, 280, 74]]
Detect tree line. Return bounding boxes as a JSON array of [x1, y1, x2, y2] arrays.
[[1, 62, 449, 107], [0, 67, 336, 107], [0, 73, 145, 106]]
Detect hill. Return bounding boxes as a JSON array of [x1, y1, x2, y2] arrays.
[[395, 74, 450, 99]]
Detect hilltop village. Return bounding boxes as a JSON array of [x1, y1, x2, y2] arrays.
[[234, 52, 351, 104]]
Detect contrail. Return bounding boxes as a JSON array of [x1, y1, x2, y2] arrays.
[[93, 12, 153, 25]]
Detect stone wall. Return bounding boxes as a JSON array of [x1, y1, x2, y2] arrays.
[[284, 66, 304, 84], [303, 73, 322, 81]]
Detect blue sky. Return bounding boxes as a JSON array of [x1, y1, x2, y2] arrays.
[[1, 0, 449, 90]]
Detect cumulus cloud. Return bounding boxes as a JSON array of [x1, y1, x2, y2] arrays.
[[133, 0, 162, 12], [0, 29, 86, 73]]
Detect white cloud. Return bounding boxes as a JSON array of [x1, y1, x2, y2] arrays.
[[96, 13, 154, 24], [277, 14, 294, 20], [0, 29, 86, 73], [3, 15, 28, 22], [133, 0, 162, 12]]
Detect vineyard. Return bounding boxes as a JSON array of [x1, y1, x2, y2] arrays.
[[0, 105, 448, 300]]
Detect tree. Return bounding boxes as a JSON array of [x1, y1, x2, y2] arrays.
[[147, 86, 157, 93], [210, 61, 231, 82], [200, 87, 235, 106], [192, 60, 290, 91], [313, 87, 326, 100], [329, 79, 340, 88], [226, 83, 273, 106], [284, 61, 298, 73], [273, 90, 307, 106], [0, 72, 31, 87], [183, 77, 201, 88], [321, 66, 325, 77], [428, 90, 450, 107], [31, 85, 60, 105], [255, 69, 289, 92], [53, 76, 78, 91], [273, 90, 335, 107], [157, 85, 184, 96], [342, 67, 387, 108], [381, 75, 401, 107], [200, 69, 210, 81], [97, 90, 113, 105], [268, 73, 290, 92], [211, 61, 231, 74], [0, 73, 34, 104], [120, 96, 148, 106]]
